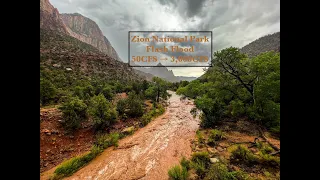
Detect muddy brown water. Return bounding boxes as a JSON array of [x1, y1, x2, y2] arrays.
[[64, 91, 200, 180]]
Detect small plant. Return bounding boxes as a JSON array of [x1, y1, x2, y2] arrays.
[[168, 165, 189, 180], [230, 145, 259, 165], [204, 163, 250, 180], [95, 133, 120, 148], [196, 130, 205, 144], [190, 152, 210, 178], [258, 152, 280, 167], [208, 129, 224, 146], [180, 157, 191, 170]]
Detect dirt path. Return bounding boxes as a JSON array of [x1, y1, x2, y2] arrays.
[[61, 91, 199, 180]]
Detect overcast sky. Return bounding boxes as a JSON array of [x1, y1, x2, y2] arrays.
[[51, 0, 280, 77]]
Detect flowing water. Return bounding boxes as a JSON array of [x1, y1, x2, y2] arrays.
[[65, 91, 200, 180]]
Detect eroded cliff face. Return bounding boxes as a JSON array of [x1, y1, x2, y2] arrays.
[[60, 13, 122, 61], [40, 0, 68, 34]]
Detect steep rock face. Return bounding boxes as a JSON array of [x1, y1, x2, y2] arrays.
[[60, 13, 121, 61], [40, 0, 68, 34]]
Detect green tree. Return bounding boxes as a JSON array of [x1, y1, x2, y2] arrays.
[[40, 78, 57, 105], [89, 94, 117, 130], [59, 96, 87, 130]]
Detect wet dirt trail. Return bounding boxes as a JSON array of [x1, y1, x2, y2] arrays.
[[65, 91, 199, 180]]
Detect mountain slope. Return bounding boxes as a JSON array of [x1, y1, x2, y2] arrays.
[[240, 32, 280, 57], [40, 0, 68, 34], [60, 13, 122, 62], [40, 29, 142, 82]]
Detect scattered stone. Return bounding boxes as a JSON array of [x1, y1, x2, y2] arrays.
[[69, 135, 74, 139], [216, 146, 224, 152], [210, 158, 219, 163], [207, 147, 218, 154], [66, 67, 72, 71], [53, 64, 61, 68], [44, 163, 48, 167], [46, 149, 51, 153]]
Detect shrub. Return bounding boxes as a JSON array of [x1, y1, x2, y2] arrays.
[[116, 99, 127, 116], [59, 96, 87, 130], [116, 92, 144, 118], [40, 78, 57, 105], [258, 152, 280, 167], [102, 86, 114, 100], [196, 130, 205, 144], [126, 92, 144, 117], [208, 129, 224, 146], [230, 145, 259, 165], [168, 165, 188, 180], [89, 94, 117, 130], [204, 163, 250, 180], [190, 152, 210, 177], [180, 157, 191, 170], [95, 133, 120, 149]]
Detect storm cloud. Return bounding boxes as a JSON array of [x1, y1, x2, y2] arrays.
[[51, 0, 280, 77]]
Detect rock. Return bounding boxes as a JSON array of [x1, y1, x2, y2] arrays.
[[46, 149, 51, 153], [216, 146, 224, 152], [69, 135, 74, 139], [66, 67, 72, 71], [210, 158, 219, 163], [52, 64, 61, 68], [207, 147, 218, 154]]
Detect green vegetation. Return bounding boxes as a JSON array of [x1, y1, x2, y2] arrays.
[[141, 103, 165, 126], [190, 152, 211, 178], [58, 96, 88, 130], [176, 47, 280, 133], [204, 163, 250, 180], [89, 94, 117, 130], [230, 144, 280, 167], [52, 132, 119, 179], [208, 129, 224, 146], [230, 145, 259, 165], [168, 165, 189, 180]]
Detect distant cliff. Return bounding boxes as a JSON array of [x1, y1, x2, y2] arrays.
[[40, 0, 68, 34], [60, 13, 122, 61]]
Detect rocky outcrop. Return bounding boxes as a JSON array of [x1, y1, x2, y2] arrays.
[[40, 0, 68, 34], [60, 13, 122, 61]]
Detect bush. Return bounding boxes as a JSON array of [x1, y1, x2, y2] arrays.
[[116, 99, 127, 116], [59, 96, 87, 130], [258, 152, 280, 167], [102, 86, 114, 100], [180, 157, 191, 170], [95, 133, 120, 149], [116, 92, 144, 118], [208, 129, 224, 146], [168, 165, 188, 180], [196, 130, 205, 144], [204, 163, 250, 180], [89, 94, 117, 130], [190, 152, 210, 178], [230, 145, 259, 165], [40, 78, 57, 105]]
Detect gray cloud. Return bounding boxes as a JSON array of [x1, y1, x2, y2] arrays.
[[50, 0, 280, 77]]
